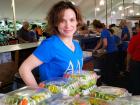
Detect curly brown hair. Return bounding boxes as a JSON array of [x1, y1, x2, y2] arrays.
[[47, 1, 83, 35]]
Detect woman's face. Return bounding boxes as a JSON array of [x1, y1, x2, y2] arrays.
[[57, 9, 78, 38]]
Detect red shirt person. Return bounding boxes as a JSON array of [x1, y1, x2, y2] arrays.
[[127, 23, 140, 95], [128, 31, 140, 61]]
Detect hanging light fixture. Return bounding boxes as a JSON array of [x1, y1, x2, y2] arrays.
[[100, 0, 105, 6], [129, 9, 134, 14], [136, 13, 140, 15], [134, 0, 139, 4], [96, 7, 100, 11], [126, 0, 140, 20], [121, 13, 124, 17], [112, 11, 116, 15], [118, 6, 123, 10]]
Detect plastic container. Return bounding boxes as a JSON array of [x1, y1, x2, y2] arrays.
[[1, 86, 51, 105], [89, 86, 131, 101], [39, 71, 98, 96], [97, 86, 131, 97], [39, 77, 81, 96]]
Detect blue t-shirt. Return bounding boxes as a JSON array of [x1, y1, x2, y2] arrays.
[[121, 26, 130, 41], [101, 29, 118, 53], [113, 35, 120, 45], [33, 35, 83, 81]]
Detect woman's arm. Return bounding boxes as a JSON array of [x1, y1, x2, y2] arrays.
[[102, 38, 107, 49], [94, 39, 102, 50], [19, 54, 43, 87]]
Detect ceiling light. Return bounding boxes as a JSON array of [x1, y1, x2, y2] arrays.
[[100, 0, 105, 6], [96, 8, 100, 11], [129, 9, 134, 13], [134, 0, 139, 4], [112, 11, 116, 15], [136, 13, 140, 15], [121, 13, 124, 16], [118, 6, 123, 10], [125, 6, 132, 9]]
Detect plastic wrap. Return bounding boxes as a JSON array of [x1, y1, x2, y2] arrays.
[[0, 86, 51, 105], [89, 86, 131, 101], [39, 77, 81, 96], [39, 71, 97, 96]]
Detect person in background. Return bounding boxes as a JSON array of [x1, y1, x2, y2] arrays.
[[42, 29, 51, 39], [78, 24, 89, 35], [36, 25, 43, 36], [132, 22, 139, 36], [87, 20, 90, 28], [93, 19, 118, 86], [120, 20, 130, 41], [118, 20, 130, 71], [29, 24, 38, 42], [127, 22, 140, 95], [109, 24, 121, 39], [108, 28, 120, 46], [17, 21, 30, 43], [19, 1, 84, 87]]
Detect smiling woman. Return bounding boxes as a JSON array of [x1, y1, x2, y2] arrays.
[[19, 1, 84, 87]]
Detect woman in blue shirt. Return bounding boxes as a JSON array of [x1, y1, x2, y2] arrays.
[[93, 19, 119, 86], [19, 1, 83, 87]]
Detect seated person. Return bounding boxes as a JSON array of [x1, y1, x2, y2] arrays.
[[29, 24, 38, 42], [17, 21, 30, 43]]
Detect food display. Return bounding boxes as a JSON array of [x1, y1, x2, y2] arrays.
[[77, 71, 97, 96], [1, 86, 51, 105], [39, 77, 81, 96], [0, 70, 133, 105], [89, 86, 130, 101], [39, 71, 97, 96]]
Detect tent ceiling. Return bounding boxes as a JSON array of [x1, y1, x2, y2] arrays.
[[0, 0, 140, 22]]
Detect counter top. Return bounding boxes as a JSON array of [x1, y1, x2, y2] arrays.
[[0, 41, 41, 53], [0, 42, 93, 60]]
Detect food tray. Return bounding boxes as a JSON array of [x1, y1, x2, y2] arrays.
[[89, 86, 131, 101], [97, 86, 130, 97], [1, 86, 51, 105], [39, 77, 81, 96]]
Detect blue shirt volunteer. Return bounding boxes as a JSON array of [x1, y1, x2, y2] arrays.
[[101, 28, 118, 53], [33, 35, 83, 81]]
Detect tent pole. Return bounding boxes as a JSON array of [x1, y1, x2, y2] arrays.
[[95, 0, 97, 19], [105, 0, 108, 26], [123, 0, 126, 18], [111, 0, 113, 24], [11, 0, 17, 37]]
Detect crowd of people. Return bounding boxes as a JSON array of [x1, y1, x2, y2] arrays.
[[17, 21, 50, 43], [16, 0, 140, 95]]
